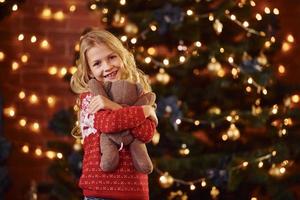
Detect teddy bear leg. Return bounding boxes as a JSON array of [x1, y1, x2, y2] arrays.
[[130, 139, 153, 174], [100, 133, 119, 172]]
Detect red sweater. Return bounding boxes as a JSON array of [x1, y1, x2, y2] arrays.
[[79, 92, 156, 200]]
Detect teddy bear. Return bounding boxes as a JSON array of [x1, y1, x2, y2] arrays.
[[88, 79, 157, 174]]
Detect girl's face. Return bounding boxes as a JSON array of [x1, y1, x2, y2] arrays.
[[86, 43, 123, 82]]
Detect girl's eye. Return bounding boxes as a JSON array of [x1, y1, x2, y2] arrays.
[[93, 61, 101, 67], [109, 55, 117, 60]]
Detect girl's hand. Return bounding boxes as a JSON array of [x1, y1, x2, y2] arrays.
[[142, 105, 158, 125], [88, 95, 122, 113]]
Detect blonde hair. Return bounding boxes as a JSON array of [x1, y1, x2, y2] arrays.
[[70, 28, 151, 94]]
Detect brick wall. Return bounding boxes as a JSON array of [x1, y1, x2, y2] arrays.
[[0, 0, 102, 199]]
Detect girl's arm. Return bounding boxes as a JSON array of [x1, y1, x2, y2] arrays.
[[131, 119, 156, 143]]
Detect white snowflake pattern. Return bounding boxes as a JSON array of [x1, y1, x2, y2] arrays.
[[80, 94, 97, 139]]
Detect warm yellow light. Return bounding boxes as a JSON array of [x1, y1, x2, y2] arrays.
[[230, 15, 236, 20], [21, 54, 29, 63], [41, 8, 52, 19], [220, 47, 224, 53], [231, 68, 238, 76], [247, 77, 253, 84], [130, 38, 137, 44], [69, 5, 76, 12], [279, 167, 286, 174], [31, 122, 40, 132], [102, 8, 108, 14], [48, 66, 58, 75], [40, 39, 50, 49], [273, 8, 280, 15], [250, 1, 256, 6], [18, 34, 24, 41], [251, 197, 258, 200], [194, 120, 200, 126], [179, 56, 186, 63], [57, 152, 63, 159], [19, 118, 27, 127], [186, 9, 193, 16], [75, 43, 80, 51], [272, 151, 277, 156], [190, 184, 196, 190], [12, 4, 18, 11], [243, 21, 249, 27], [69, 66, 77, 74], [31, 36, 37, 43], [60, 67, 67, 76], [0, 52, 4, 61], [163, 59, 169, 66], [222, 134, 228, 141], [256, 13, 262, 21], [242, 161, 249, 167], [0, 0, 6, 3], [4, 107, 16, 117], [152, 131, 160, 145], [291, 94, 300, 103], [217, 68, 225, 77], [18, 91, 26, 99], [195, 41, 201, 47], [264, 7, 271, 14], [35, 148, 42, 156], [282, 42, 291, 52], [150, 24, 157, 31], [287, 34, 294, 43], [120, 0, 126, 5], [271, 36, 276, 43], [264, 41, 271, 48], [258, 161, 264, 168], [271, 104, 278, 114], [53, 11, 64, 21], [47, 96, 56, 107], [228, 56, 234, 64], [262, 88, 268, 95], [22, 145, 29, 153], [278, 65, 285, 74], [120, 35, 127, 42], [145, 57, 151, 64], [90, 4, 97, 10], [29, 94, 38, 104], [147, 47, 156, 55], [246, 86, 252, 93], [46, 151, 56, 159], [201, 180, 207, 187], [12, 61, 19, 70], [208, 13, 214, 21]]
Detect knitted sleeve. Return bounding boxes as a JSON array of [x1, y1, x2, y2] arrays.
[[131, 119, 156, 143], [93, 106, 146, 133]]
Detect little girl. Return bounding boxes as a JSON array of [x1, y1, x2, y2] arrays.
[[70, 29, 157, 200]]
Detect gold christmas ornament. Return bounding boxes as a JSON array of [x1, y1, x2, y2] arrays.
[[207, 57, 222, 73], [210, 186, 220, 199], [159, 172, 174, 188], [226, 123, 240, 140], [213, 19, 223, 35], [112, 10, 126, 27], [156, 68, 170, 84], [124, 22, 139, 35], [208, 106, 221, 115], [257, 52, 268, 65]]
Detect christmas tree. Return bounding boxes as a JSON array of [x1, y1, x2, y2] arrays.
[[46, 0, 300, 199], [80, 0, 300, 199]]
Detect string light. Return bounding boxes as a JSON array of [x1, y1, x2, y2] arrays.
[[48, 66, 58, 75], [40, 39, 50, 49], [230, 14, 236, 20], [291, 94, 299, 103], [208, 13, 214, 21], [264, 7, 271, 14], [31, 36, 37, 43], [287, 34, 294, 43], [18, 34, 24, 41], [144, 57, 151, 64], [120, 35, 127, 42], [150, 24, 157, 31], [53, 11, 65, 21], [46, 151, 56, 159], [22, 145, 30, 153], [21, 54, 29, 63], [4, 106, 16, 117], [278, 64, 286, 74], [47, 96, 56, 107], [258, 161, 264, 168], [90, 4, 97, 10], [18, 91, 26, 99], [163, 58, 169, 66], [56, 152, 63, 159], [12, 61, 19, 71], [201, 180, 207, 187], [186, 9, 194, 16], [41, 8, 52, 19], [273, 8, 280, 15], [130, 37, 137, 44], [29, 94, 39, 104], [195, 41, 201, 47], [190, 184, 196, 190], [31, 122, 40, 132], [59, 67, 67, 77], [120, 0, 126, 5], [194, 120, 200, 126], [250, 1, 256, 7], [12, 4, 18, 11], [69, 5, 76, 12], [282, 42, 291, 52], [35, 148, 42, 156], [255, 13, 262, 21], [19, 118, 27, 127], [69, 66, 77, 74], [243, 21, 249, 27]]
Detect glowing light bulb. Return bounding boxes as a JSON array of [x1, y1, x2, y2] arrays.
[[40, 39, 50, 49], [278, 65, 285, 74], [90, 4, 97, 10], [48, 66, 58, 75], [273, 8, 280, 15], [35, 147, 42, 156], [201, 180, 207, 187], [22, 145, 29, 153], [186, 9, 193, 16], [194, 120, 200, 126], [46, 151, 56, 159], [12, 4, 18, 11], [12, 61, 20, 71], [18, 34, 24, 41], [163, 59, 169, 66], [258, 161, 264, 168], [120, 35, 127, 42], [120, 0, 126, 5], [190, 184, 196, 190], [256, 13, 262, 21], [69, 5, 76, 12], [230, 15, 236, 20], [29, 94, 38, 104], [47, 96, 56, 107], [18, 91, 26, 99], [243, 21, 249, 27], [145, 57, 151, 64], [31, 122, 40, 132], [21, 54, 29, 63], [41, 8, 52, 19], [4, 107, 16, 117], [57, 152, 63, 159], [291, 94, 299, 103], [287, 34, 294, 43], [264, 7, 271, 14], [31, 36, 37, 43]]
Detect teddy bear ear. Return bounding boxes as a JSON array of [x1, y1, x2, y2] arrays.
[[136, 83, 144, 95], [104, 81, 112, 92]]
